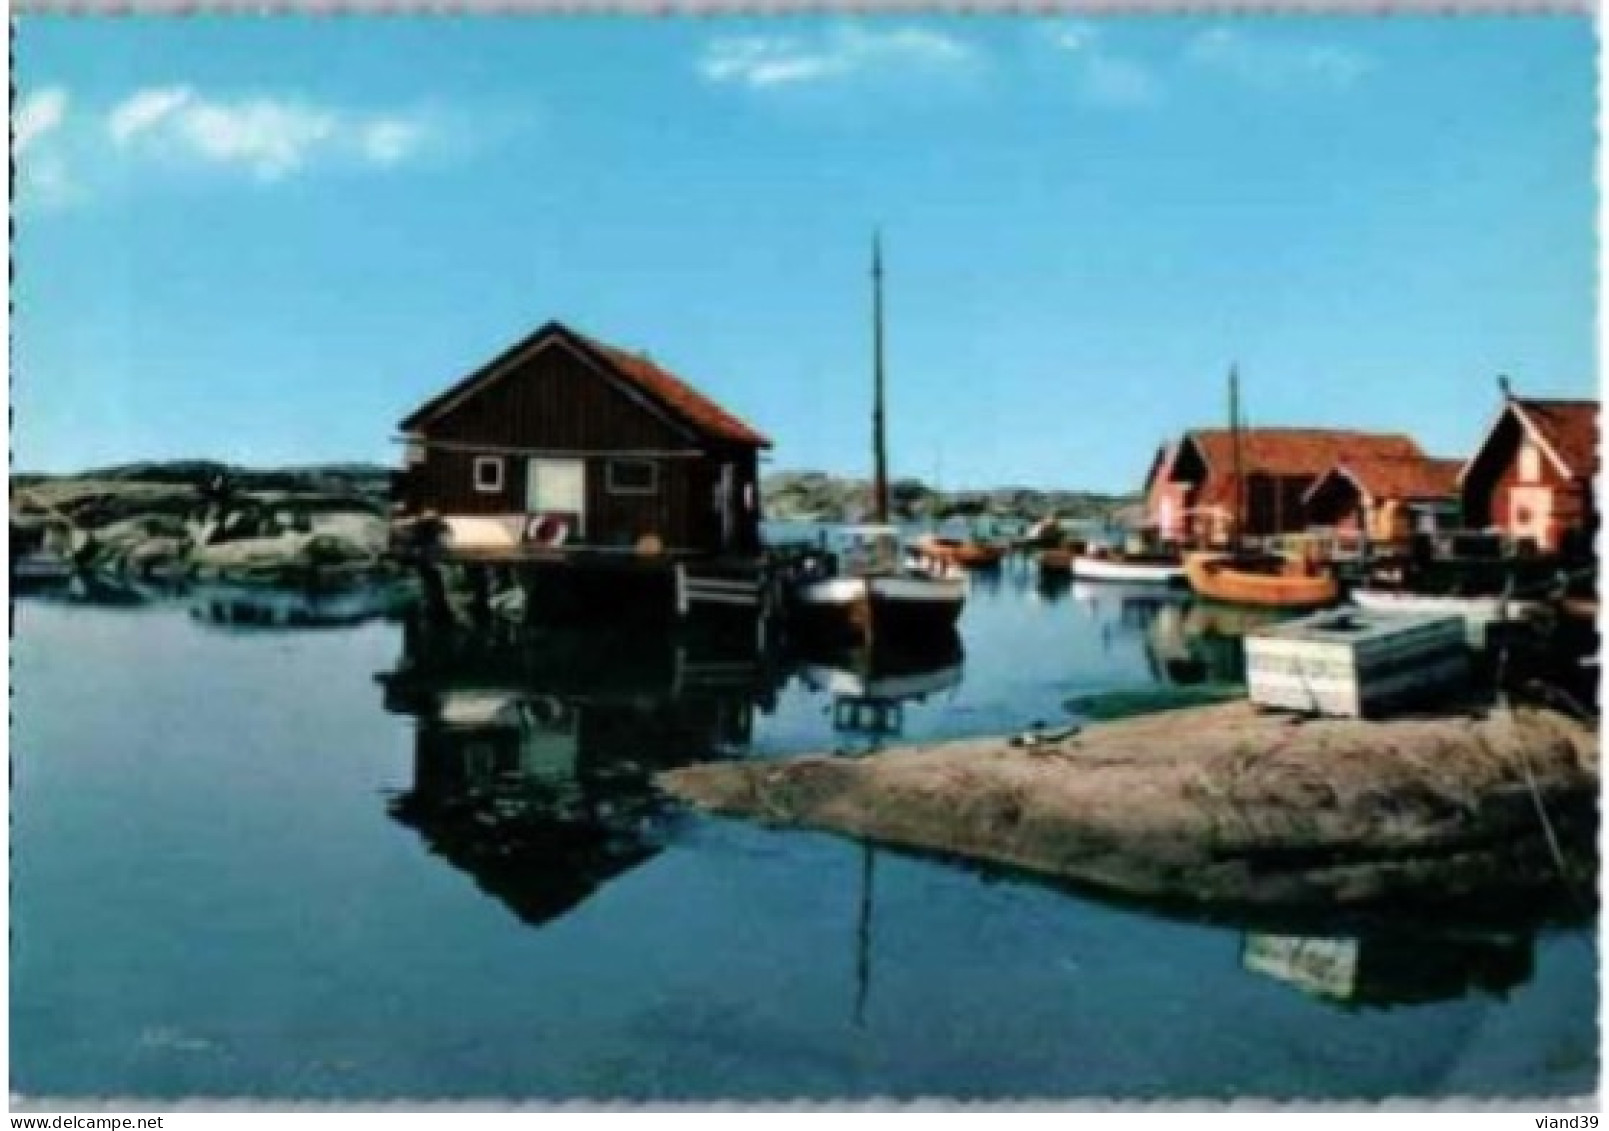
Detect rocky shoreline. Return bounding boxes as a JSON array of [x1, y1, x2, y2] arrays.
[[12, 461, 400, 588], [658, 700, 1599, 912]]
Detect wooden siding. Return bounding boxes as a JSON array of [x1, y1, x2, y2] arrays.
[[400, 443, 762, 552], [421, 340, 692, 451], [1463, 412, 1595, 552], [400, 338, 764, 554]]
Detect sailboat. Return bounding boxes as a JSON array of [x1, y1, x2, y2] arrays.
[[786, 237, 967, 647], [1182, 366, 1340, 610]]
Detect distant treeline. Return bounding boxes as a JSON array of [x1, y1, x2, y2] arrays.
[[762, 470, 1138, 524], [13, 460, 395, 500]]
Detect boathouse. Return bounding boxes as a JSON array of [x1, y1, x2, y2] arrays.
[[396, 321, 771, 556], [1458, 382, 1598, 555], [1302, 455, 1464, 544], [1144, 429, 1427, 545]]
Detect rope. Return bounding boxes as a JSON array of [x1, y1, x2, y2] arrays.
[[1493, 642, 1590, 908]]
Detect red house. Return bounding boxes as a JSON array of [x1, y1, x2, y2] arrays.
[[1144, 428, 1427, 545], [1458, 384, 1598, 554], [1302, 456, 1464, 543], [396, 321, 771, 557]]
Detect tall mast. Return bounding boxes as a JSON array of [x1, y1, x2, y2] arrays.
[[872, 232, 890, 524], [1229, 363, 1244, 548]]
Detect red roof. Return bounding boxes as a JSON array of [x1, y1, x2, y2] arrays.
[[1515, 398, 1598, 477], [1173, 429, 1426, 513], [1304, 456, 1463, 504], [571, 331, 772, 448], [1184, 428, 1425, 477], [400, 321, 771, 448]]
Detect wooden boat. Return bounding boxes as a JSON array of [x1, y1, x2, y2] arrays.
[[1184, 551, 1339, 610], [1037, 546, 1075, 575], [1070, 551, 1186, 586], [790, 526, 966, 646], [786, 238, 965, 647], [910, 534, 1005, 570], [1181, 366, 1337, 610]]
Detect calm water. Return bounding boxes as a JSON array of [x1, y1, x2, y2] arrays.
[[12, 564, 1598, 1102]]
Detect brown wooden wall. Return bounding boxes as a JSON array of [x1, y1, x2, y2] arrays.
[[396, 337, 765, 554], [423, 340, 691, 450]]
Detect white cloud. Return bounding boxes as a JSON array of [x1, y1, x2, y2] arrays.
[[105, 87, 431, 180], [107, 87, 193, 145], [15, 88, 69, 154], [359, 119, 424, 165], [14, 89, 82, 210], [699, 24, 976, 89], [1047, 22, 1162, 109], [1186, 27, 1372, 90]]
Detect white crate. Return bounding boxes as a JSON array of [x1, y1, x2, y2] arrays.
[[1245, 610, 1469, 718]]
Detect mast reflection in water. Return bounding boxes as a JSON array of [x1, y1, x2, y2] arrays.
[[785, 629, 966, 1027]]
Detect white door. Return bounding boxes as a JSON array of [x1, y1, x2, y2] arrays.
[[526, 458, 586, 535], [1509, 486, 1552, 549]]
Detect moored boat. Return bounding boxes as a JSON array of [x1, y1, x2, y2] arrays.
[[1037, 545, 1076, 575], [910, 534, 1006, 571], [1181, 366, 1339, 611], [783, 238, 966, 648], [1349, 587, 1539, 649], [1184, 550, 1340, 610], [1070, 551, 1186, 586], [789, 526, 966, 646]]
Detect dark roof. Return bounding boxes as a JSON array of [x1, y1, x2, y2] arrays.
[[1514, 398, 1598, 477], [399, 321, 771, 448]]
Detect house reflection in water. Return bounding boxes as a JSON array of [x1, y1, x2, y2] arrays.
[[377, 615, 785, 927], [1144, 600, 1294, 686], [1240, 930, 1535, 1009]]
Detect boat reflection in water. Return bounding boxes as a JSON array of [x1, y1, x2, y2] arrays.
[[788, 630, 966, 1026], [377, 615, 785, 927], [1143, 599, 1297, 686], [793, 631, 966, 755], [1241, 929, 1536, 1009]]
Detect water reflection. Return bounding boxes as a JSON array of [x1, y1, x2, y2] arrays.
[[784, 632, 967, 1027], [377, 616, 786, 926], [792, 632, 965, 756], [189, 580, 415, 630], [1241, 930, 1535, 1009]]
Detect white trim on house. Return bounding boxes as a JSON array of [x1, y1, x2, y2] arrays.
[[1456, 400, 1575, 485], [473, 455, 505, 493]]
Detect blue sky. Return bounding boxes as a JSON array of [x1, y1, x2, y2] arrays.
[[12, 16, 1596, 492]]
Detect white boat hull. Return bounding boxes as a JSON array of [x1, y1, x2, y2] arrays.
[[1070, 556, 1186, 585], [789, 573, 965, 643], [1349, 588, 1537, 648]]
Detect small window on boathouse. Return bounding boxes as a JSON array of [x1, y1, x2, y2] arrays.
[[473, 456, 505, 493], [607, 459, 658, 495]]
